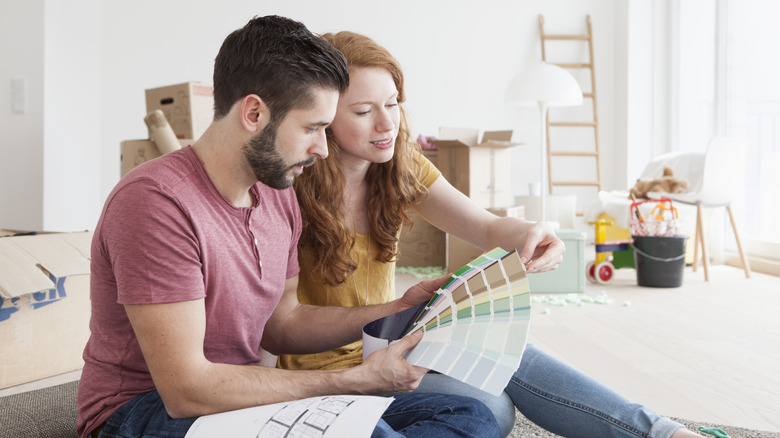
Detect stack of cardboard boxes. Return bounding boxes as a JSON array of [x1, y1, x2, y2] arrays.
[[121, 82, 214, 177], [396, 127, 586, 294], [396, 127, 524, 273], [0, 82, 214, 390]]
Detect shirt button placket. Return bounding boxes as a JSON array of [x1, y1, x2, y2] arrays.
[[247, 210, 263, 273]]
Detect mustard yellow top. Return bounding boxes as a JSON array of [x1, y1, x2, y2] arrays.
[[279, 151, 441, 370]]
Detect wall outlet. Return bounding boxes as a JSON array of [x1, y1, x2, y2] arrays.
[[11, 78, 26, 114]]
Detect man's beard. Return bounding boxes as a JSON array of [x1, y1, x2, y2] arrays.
[[243, 120, 316, 190]]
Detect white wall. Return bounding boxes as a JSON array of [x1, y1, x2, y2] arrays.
[[3, 0, 674, 232], [0, 0, 101, 232], [0, 1, 45, 230], [43, 0, 102, 232]]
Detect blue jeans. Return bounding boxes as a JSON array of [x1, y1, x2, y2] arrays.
[[99, 391, 195, 438], [99, 390, 499, 438], [414, 343, 685, 438], [373, 392, 499, 438]]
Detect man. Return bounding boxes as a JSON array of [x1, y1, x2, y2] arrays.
[[77, 15, 499, 438]]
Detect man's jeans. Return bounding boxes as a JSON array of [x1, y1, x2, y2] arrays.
[[373, 392, 499, 438], [98, 390, 499, 438]]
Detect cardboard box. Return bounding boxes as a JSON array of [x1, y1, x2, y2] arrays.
[[120, 139, 192, 177], [0, 231, 92, 389], [145, 82, 214, 141], [446, 205, 525, 273], [431, 127, 521, 209], [396, 211, 446, 268]]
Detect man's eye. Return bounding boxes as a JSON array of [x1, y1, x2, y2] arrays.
[[356, 110, 370, 116]]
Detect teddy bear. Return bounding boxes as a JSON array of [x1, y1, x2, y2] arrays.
[[629, 166, 690, 199]]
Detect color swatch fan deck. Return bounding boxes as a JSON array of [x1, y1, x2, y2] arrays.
[[363, 248, 531, 396]]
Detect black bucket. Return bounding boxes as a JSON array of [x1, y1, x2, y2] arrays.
[[632, 236, 688, 288]]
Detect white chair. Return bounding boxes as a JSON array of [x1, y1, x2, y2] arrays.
[[654, 138, 751, 281]]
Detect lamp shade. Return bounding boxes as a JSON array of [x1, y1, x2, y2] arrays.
[[505, 62, 583, 107]]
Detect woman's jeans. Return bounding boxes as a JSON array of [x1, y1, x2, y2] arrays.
[[98, 390, 499, 438], [414, 343, 685, 438]]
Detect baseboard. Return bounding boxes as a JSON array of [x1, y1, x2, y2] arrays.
[[0, 369, 81, 397], [725, 252, 780, 277]]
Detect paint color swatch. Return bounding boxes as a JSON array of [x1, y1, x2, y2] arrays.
[[363, 248, 531, 396]]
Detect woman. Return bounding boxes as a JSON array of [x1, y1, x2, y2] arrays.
[[284, 31, 701, 438]]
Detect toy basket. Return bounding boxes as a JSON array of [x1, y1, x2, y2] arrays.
[[629, 198, 683, 237]]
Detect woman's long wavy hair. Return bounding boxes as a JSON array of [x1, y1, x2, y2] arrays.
[[294, 31, 429, 286]]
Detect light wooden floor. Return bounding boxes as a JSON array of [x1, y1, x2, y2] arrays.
[[396, 263, 780, 433]]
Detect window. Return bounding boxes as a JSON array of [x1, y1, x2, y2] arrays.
[[676, 0, 780, 260]]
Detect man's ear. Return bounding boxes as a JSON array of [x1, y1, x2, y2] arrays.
[[239, 94, 270, 133]]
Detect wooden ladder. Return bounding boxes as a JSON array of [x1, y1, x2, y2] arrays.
[[538, 15, 602, 212]]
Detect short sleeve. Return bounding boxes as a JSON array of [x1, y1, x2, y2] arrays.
[[413, 150, 442, 188], [99, 179, 206, 305]]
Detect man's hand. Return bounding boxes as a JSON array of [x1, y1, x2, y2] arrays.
[[356, 331, 428, 394], [396, 276, 448, 312]]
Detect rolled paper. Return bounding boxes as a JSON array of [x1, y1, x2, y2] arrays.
[[144, 109, 182, 155]]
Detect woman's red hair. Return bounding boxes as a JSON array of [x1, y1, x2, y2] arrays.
[[294, 31, 428, 286]]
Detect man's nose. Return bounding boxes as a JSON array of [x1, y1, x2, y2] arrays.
[[310, 129, 329, 159]]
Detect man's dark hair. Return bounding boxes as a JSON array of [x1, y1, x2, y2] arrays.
[[213, 15, 349, 122]]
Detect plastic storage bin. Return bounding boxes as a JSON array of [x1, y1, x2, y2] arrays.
[[528, 229, 586, 293]]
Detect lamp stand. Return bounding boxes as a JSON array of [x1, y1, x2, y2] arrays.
[[537, 101, 549, 221]]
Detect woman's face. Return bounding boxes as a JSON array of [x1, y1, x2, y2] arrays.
[[329, 66, 400, 167]]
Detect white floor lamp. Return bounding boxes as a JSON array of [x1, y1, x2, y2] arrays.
[[506, 62, 583, 221]]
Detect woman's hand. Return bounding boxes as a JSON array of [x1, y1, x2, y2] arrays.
[[518, 221, 565, 273]]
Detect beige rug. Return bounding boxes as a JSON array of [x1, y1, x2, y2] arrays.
[[509, 411, 780, 438]]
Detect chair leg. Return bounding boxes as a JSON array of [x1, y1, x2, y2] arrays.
[[697, 204, 709, 281], [726, 205, 751, 278], [692, 214, 700, 272]]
